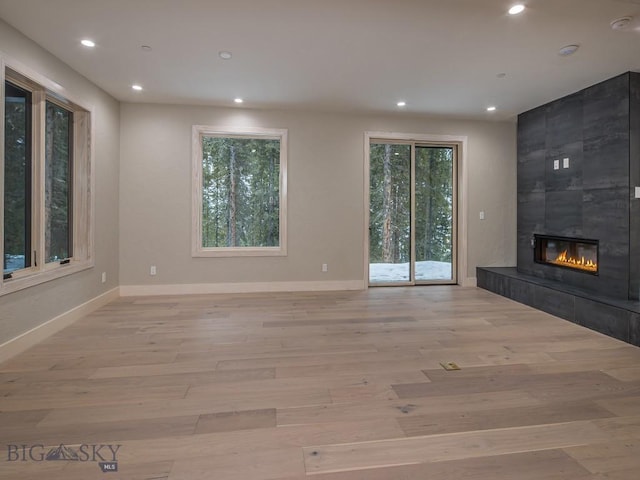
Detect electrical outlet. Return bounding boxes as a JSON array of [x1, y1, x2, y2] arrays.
[[322, 263, 328, 272], [101, 272, 106, 283], [150, 265, 157, 276], [563, 157, 570, 169], [479, 211, 485, 220], [553, 159, 560, 170]]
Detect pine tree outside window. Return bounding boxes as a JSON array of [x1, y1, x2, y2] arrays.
[[3, 80, 31, 275], [45, 100, 73, 264], [192, 126, 287, 257], [1, 65, 93, 295]]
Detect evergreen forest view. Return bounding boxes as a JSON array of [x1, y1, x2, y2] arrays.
[[201, 136, 280, 248], [3, 80, 72, 275], [369, 143, 454, 282]]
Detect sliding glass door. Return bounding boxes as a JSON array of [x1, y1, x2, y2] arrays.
[[368, 143, 411, 284], [369, 141, 456, 286]]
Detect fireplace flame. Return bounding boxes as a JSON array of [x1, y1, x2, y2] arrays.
[[552, 250, 598, 272]]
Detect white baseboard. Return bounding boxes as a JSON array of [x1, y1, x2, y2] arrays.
[[463, 276, 477, 287], [120, 280, 366, 297], [0, 287, 120, 364]]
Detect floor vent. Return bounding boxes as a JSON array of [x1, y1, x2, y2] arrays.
[[440, 361, 461, 371]]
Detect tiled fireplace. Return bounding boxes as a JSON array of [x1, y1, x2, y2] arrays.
[[478, 71, 640, 347], [515, 71, 640, 301]]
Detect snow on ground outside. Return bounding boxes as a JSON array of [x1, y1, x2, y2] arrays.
[[369, 260, 452, 283], [3, 255, 25, 274], [6, 254, 451, 283]]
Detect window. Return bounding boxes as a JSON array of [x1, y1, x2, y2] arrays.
[[45, 100, 73, 264], [192, 126, 287, 257], [1, 66, 92, 294], [3, 81, 32, 274]]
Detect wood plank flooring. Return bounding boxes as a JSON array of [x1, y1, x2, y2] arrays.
[[1, 286, 640, 479]]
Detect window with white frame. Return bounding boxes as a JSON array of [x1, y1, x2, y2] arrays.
[[192, 126, 287, 257], [2, 66, 92, 294]]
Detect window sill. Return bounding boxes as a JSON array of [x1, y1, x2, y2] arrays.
[[1, 260, 94, 296]]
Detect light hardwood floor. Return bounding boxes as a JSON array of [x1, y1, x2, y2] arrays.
[[1, 286, 640, 479]]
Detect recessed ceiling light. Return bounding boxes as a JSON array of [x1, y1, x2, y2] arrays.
[[558, 44, 579, 56], [80, 39, 95, 48], [496, 72, 507, 78], [132, 84, 143, 91], [397, 101, 406, 107], [508, 4, 525, 15], [234, 98, 243, 103], [487, 106, 497, 112], [140, 45, 153, 52], [219, 51, 233, 60], [610, 17, 632, 30]]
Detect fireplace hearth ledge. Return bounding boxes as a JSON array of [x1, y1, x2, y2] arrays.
[[477, 267, 640, 347]]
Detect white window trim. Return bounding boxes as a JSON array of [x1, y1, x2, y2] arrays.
[[191, 125, 288, 257], [0, 55, 94, 296]]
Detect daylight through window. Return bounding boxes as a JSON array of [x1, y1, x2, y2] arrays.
[[2, 66, 92, 294], [45, 100, 73, 264], [192, 126, 287, 257], [3, 81, 32, 274]]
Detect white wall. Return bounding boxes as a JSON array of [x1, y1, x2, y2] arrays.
[[0, 20, 120, 345], [120, 103, 516, 290], [0, 18, 516, 347]]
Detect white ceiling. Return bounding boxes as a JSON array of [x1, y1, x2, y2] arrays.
[[1, 0, 639, 120]]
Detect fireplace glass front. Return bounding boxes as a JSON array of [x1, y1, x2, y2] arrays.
[[534, 235, 598, 275]]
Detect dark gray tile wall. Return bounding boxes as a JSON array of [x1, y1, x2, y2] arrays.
[[532, 286, 575, 322], [509, 277, 536, 306], [583, 73, 630, 143], [517, 106, 546, 276], [517, 107, 546, 154], [517, 72, 638, 300], [575, 298, 630, 343], [629, 72, 640, 300], [631, 314, 640, 346], [544, 190, 583, 236], [545, 92, 583, 147]]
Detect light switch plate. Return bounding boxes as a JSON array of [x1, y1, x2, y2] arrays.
[[563, 157, 569, 168], [635, 186, 640, 199], [553, 159, 560, 170]]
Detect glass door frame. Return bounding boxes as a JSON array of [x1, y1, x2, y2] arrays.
[[413, 143, 457, 286], [364, 132, 464, 288], [368, 139, 414, 286]]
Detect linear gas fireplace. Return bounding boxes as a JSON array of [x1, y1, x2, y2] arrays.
[[534, 235, 598, 275]]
